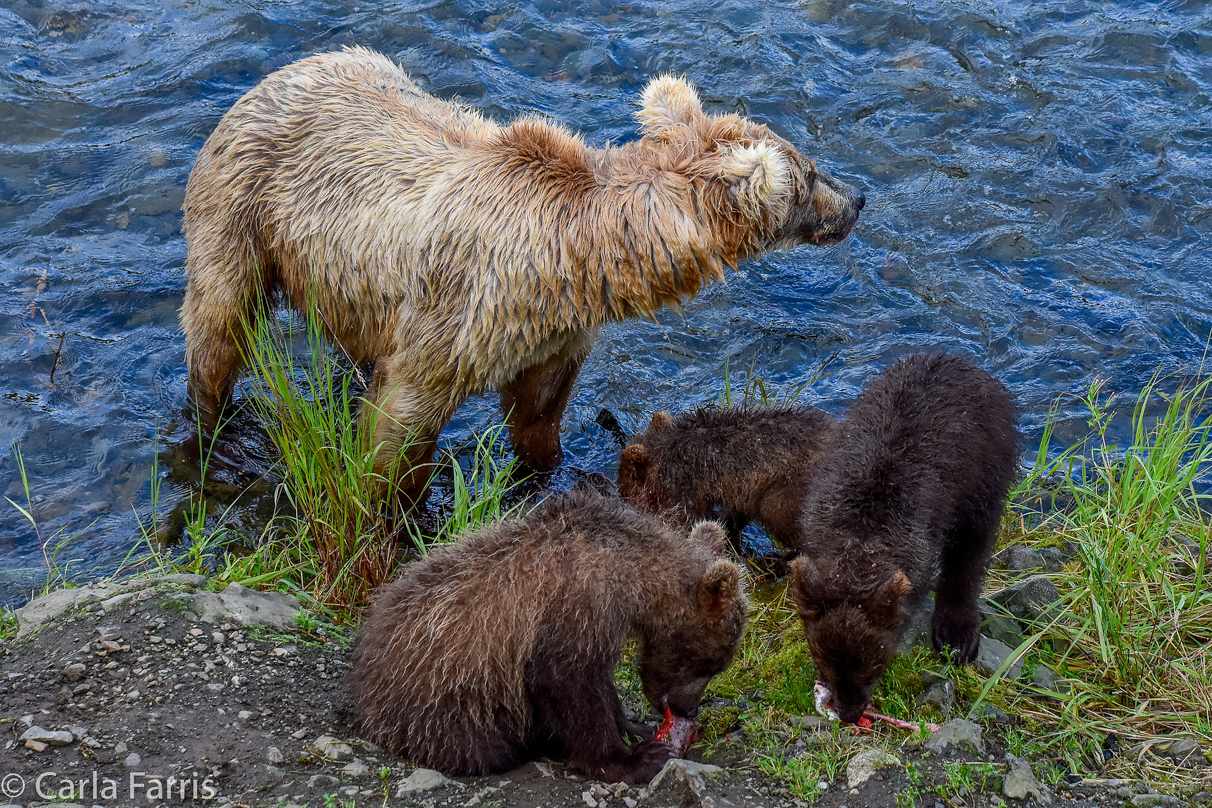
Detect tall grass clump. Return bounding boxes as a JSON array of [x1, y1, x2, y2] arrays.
[[236, 308, 417, 613], [235, 306, 528, 615], [1008, 374, 1212, 757]]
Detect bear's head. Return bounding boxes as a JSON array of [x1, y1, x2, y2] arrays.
[[636, 521, 747, 719], [636, 76, 864, 256], [616, 410, 674, 510], [790, 557, 910, 724]]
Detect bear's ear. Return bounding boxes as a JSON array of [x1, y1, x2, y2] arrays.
[[690, 521, 728, 556], [789, 555, 824, 621], [869, 570, 911, 624], [699, 559, 741, 615], [719, 141, 791, 220], [645, 410, 673, 437], [637, 75, 705, 140], [616, 444, 650, 496]]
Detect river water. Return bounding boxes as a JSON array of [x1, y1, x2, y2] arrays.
[[1, 0, 1209, 604]]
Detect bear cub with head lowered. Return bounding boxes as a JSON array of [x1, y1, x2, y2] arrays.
[[348, 490, 747, 783], [791, 354, 1018, 724], [618, 406, 837, 552]]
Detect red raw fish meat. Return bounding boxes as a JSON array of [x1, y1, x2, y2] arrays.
[[653, 707, 696, 757]]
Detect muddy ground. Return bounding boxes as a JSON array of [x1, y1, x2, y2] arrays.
[[0, 579, 1192, 808]]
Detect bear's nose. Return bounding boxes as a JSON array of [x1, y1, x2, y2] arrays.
[[855, 194, 866, 211]]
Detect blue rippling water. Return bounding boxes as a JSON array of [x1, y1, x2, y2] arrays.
[[1, 0, 1209, 603]]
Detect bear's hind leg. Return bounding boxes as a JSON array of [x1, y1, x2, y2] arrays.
[[181, 239, 266, 434], [932, 508, 1002, 663], [499, 331, 596, 473]]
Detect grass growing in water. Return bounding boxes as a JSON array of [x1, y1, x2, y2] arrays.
[[230, 307, 526, 614]]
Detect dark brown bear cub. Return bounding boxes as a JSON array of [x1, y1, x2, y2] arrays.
[[617, 406, 837, 551], [348, 490, 748, 783], [790, 354, 1018, 723]]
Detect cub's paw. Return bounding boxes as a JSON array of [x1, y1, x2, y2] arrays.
[[622, 739, 675, 784], [931, 608, 982, 663]]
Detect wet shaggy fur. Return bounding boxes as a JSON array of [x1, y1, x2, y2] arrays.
[[347, 490, 748, 783], [790, 354, 1019, 723], [617, 406, 837, 551], [181, 47, 864, 504]]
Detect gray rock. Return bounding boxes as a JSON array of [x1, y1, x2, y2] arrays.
[[915, 677, 955, 718], [170, 583, 300, 629], [1036, 547, 1065, 572], [980, 601, 1025, 648], [924, 719, 984, 754], [1130, 796, 1187, 808], [313, 735, 354, 761], [974, 636, 1024, 679], [267, 746, 285, 764], [1129, 738, 1206, 768], [99, 588, 152, 611], [397, 768, 456, 796], [15, 574, 208, 636], [642, 759, 722, 807], [62, 663, 87, 682], [988, 576, 1062, 624], [1003, 754, 1050, 803], [846, 748, 902, 788], [897, 596, 935, 654], [994, 545, 1046, 572], [1190, 791, 1211, 806], [972, 704, 1015, 725], [1172, 535, 1209, 575], [308, 774, 340, 791], [19, 726, 74, 746], [1029, 665, 1071, 696], [124, 752, 142, 767], [341, 758, 369, 777]]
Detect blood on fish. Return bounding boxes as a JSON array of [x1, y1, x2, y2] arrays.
[[653, 707, 697, 757]]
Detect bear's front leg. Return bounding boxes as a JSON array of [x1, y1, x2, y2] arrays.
[[932, 510, 1002, 663], [526, 639, 671, 784], [499, 332, 595, 473]]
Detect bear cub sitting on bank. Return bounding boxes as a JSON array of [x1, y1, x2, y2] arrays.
[[791, 354, 1019, 723], [348, 490, 748, 783], [617, 406, 837, 552]]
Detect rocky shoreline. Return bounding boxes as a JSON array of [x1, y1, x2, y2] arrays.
[[0, 573, 1206, 808]]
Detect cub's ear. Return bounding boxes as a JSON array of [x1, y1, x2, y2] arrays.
[[689, 521, 728, 556], [869, 570, 911, 624], [616, 444, 650, 497], [789, 556, 825, 621], [637, 75, 705, 140], [719, 141, 790, 220], [645, 410, 673, 437], [699, 559, 742, 615]]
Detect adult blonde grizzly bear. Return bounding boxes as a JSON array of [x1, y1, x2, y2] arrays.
[[182, 46, 864, 504]]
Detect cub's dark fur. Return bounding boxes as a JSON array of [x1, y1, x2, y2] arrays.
[[791, 354, 1018, 723], [617, 406, 837, 551], [348, 490, 748, 783]]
